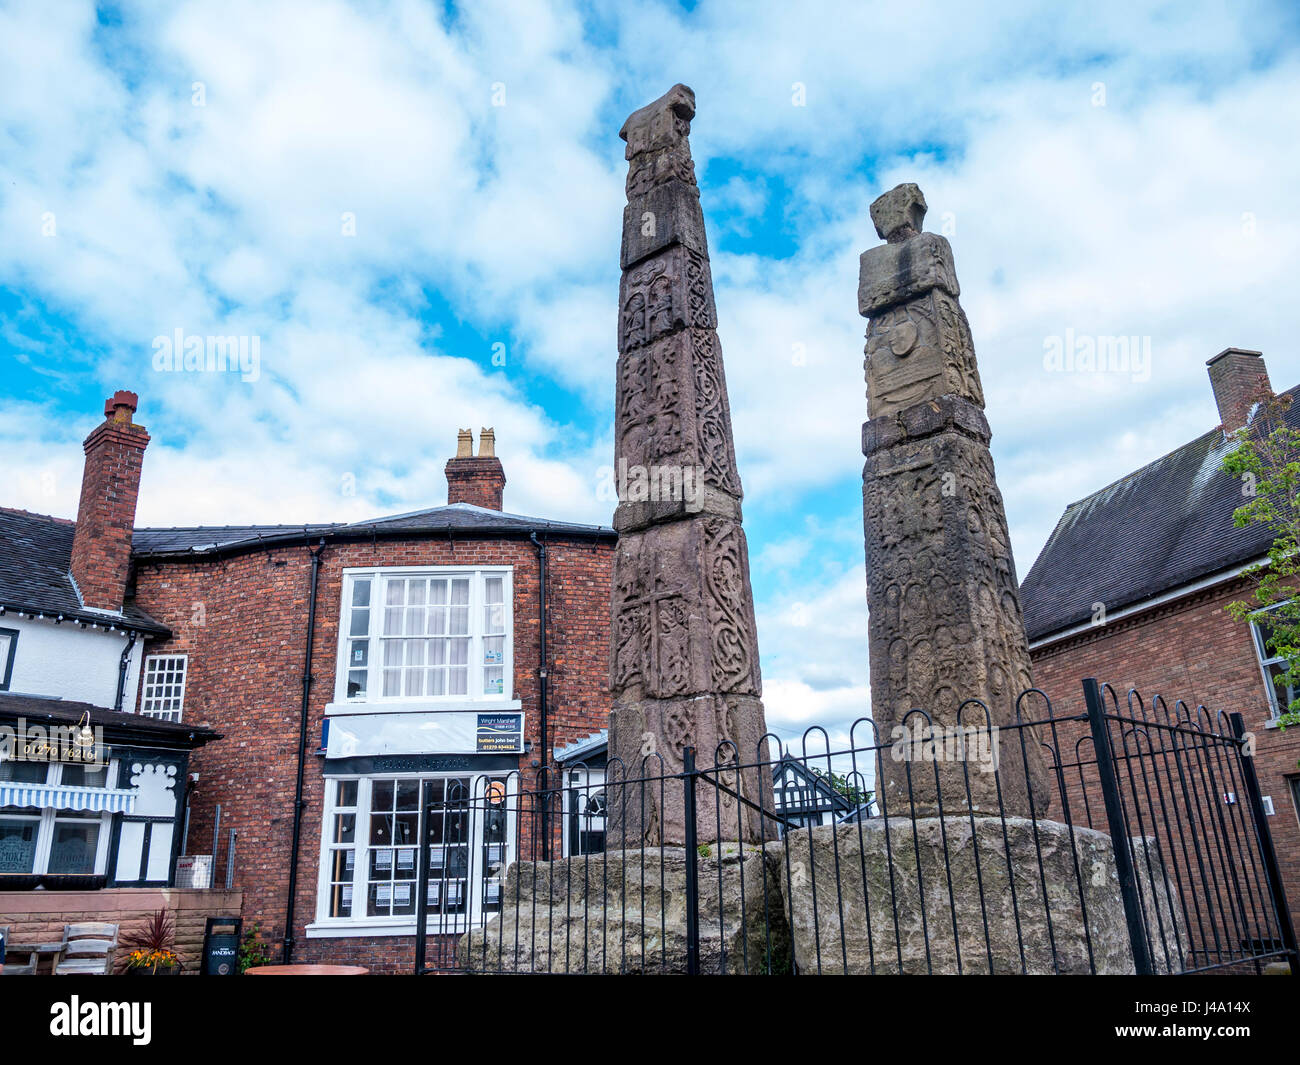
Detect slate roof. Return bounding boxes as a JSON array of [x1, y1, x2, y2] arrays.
[[553, 729, 608, 764], [1, 501, 612, 635], [1019, 394, 1300, 642], [0, 509, 168, 635], [0, 692, 220, 749], [133, 502, 615, 557]]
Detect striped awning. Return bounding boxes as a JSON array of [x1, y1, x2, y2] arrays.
[[0, 782, 136, 814]]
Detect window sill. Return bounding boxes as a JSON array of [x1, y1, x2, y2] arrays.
[[324, 699, 522, 717]]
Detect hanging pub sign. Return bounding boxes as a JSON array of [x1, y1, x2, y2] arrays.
[[476, 713, 524, 753]]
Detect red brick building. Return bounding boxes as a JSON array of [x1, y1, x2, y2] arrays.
[[1020, 348, 1300, 938], [5, 393, 616, 973]]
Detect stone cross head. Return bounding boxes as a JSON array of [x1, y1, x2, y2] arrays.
[[871, 183, 928, 243], [620, 83, 696, 158]]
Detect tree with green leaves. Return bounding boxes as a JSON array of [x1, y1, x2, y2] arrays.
[[809, 766, 874, 810], [1222, 391, 1300, 729]]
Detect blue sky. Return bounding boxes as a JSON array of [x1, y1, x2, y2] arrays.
[[3, 0, 1299, 747]]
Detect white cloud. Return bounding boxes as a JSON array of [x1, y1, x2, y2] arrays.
[[2, 0, 1298, 736]]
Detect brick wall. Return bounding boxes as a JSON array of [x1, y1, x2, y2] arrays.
[[0, 888, 242, 973], [1207, 349, 1272, 430], [1030, 578, 1300, 938], [444, 457, 506, 510], [130, 533, 613, 971]]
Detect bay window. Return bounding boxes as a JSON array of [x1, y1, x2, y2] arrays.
[[312, 772, 514, 935], [0, 758, 116, 877], [336, 567, 512, 705]]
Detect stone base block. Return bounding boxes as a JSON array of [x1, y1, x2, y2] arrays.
[[458, 845, 790, 974], [780, 817, 1184, 974]]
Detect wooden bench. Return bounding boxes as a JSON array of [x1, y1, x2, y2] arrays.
[[0, 926, 38, 976], [53, 922, 119, 976]]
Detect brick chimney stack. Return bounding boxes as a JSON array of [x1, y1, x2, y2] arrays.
[[70, 390, 150, 613], [445, 428, 506, 510], [1208, 348, 1272, 431]]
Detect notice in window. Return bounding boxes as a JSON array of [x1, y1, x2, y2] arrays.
[[476, 713, 523, 753]]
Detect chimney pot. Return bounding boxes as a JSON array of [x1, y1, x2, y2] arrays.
[[445, 428, 506, 510], [105, 390, 139, 422], [1207, 348, 1271, 430]]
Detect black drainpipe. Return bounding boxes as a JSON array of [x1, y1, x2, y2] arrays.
[[283, 538, 326, 963], [529, 531, 551, 860], [114, 630, 139, 711]]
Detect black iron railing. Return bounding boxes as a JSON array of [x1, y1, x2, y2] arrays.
[[413, 679, 1299, 976]]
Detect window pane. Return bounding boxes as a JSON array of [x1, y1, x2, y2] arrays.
[[405, 604, 426, 636], [403, 668, 424, 697], [336, 780, 358, 807], [449, 667, 468, 696], [0, 760, 49, 784], [61, 762, 107, 788], [47, 819, 100, 875], [347, 669, 368, 698], [330, 880, 353, 918], [0, 816, 39, 873], [333, 814, 355, 843], [351, 578, 371, 608], [328, 848, 354, 880], [396, 780, 420, 811], [349, 607, 370, 638]]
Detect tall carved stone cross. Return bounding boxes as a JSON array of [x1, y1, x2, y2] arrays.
[[606, 85, 772, 845], [860, 183, 1052, 819]]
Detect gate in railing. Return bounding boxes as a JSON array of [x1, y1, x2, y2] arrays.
[[413, 679, 1299, 975]]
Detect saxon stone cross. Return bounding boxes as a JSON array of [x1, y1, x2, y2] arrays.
[[860, 183, 1051, 818], [606, 85, 771, 845]]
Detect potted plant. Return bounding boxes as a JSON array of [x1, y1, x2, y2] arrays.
[[123, 909, 182, 975]]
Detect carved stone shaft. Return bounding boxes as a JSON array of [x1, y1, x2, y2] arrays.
[[606, 86, 771, 844], [860, 185, 1051, 818]]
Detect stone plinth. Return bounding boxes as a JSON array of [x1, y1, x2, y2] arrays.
[[458, 846, 790, 974], [780, 818, 1184, 974]]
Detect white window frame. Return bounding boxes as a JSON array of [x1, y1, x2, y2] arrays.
[[0, 760, 115, 877], [561, 766, 606, 858], [332, 566, 514, 707], [1250, 604, 1297, 721], [140, 654, 189, 722], [307, 770, 517, 938]]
